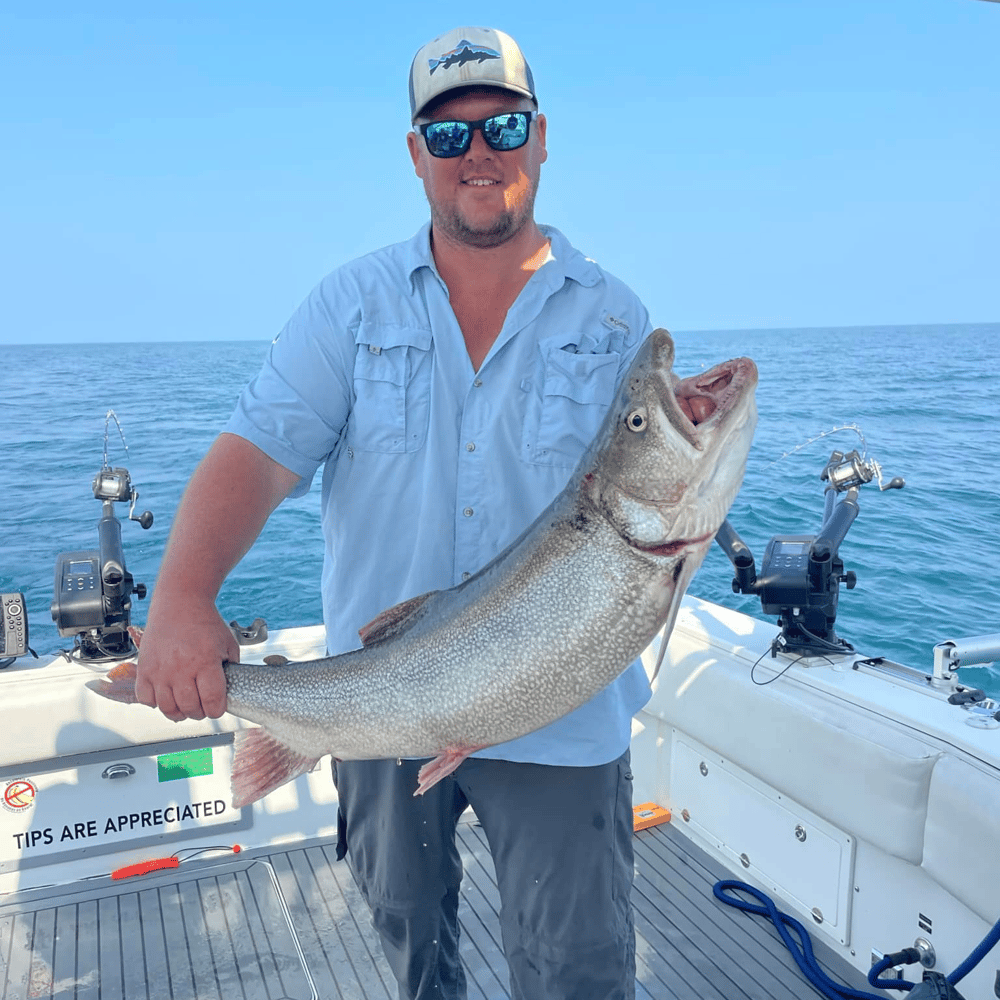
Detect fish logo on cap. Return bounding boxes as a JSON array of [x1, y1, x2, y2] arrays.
[[428, 39, 501, 75], [409, 27, 535, 121]]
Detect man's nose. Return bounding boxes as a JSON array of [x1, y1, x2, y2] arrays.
[[464, 127, 496, 159]]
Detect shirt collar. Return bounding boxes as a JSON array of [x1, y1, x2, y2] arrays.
[[540, 225, 601, 288], [404, 222, 602, 294], [404, 223, 437, 294]]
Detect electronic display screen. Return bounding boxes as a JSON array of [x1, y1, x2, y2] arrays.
[[774, 540, 809, 556], [68, 560, 95, 576]]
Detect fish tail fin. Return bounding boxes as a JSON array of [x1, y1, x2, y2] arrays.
[[414, 745, 485, 796], [230, 728, 320, 808], [86, 661, 141, 704]]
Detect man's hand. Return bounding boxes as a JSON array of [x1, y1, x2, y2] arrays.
[[135, 596, 239, 721], [131, 433, 301, 722]]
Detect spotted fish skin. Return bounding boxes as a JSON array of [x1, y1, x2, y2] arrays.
[[90, 329, 757, 807], [221, 328, 757, 804]]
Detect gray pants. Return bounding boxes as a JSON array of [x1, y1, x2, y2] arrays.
[[333, 753, 636, 1000]]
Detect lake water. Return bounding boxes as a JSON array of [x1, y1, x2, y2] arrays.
[[3, 323, 997, 694]]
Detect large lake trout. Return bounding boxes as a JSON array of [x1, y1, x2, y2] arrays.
[[91, 329, 757, 806]]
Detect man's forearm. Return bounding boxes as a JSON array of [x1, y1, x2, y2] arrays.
[[151, 432, 302, 606]]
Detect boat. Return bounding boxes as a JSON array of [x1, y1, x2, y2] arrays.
[[1, 436, 998, 1000]]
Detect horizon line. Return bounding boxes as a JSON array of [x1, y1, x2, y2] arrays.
[[6, 318, 999, 348]]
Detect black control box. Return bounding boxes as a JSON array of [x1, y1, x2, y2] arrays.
[[1, 593, 28, 657], [51, 551, 104, 636]]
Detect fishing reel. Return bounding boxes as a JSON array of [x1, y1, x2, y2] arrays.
[[50, 463, 154, 661], [716, 449, 904, 656]]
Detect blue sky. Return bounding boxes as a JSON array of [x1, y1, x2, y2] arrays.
[[3, 1, 997, 345]]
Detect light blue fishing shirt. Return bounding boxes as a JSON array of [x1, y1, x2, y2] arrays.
[[226, 223, 653, 766]]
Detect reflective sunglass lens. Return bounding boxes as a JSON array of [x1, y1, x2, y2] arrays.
[[421, 113, 532, 158], [483, 114, 528, 150], [425, 121, 471, 158]]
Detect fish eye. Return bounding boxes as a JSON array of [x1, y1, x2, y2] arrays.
[[625, 409, 647, 432]]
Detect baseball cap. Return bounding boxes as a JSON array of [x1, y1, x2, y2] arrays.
[[409, 27, 536, 122]]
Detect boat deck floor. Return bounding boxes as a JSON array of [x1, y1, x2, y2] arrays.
[[0, 816, 890, 999]]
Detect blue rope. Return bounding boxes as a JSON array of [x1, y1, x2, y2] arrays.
[[715, 879, 1000, 998], [948, 915, 1000, 986], [713, 880, 914, 998]]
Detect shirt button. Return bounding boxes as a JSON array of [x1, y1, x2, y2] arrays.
[[473, 378, 483, 387], [462, 571, 471, 580], [463, 507, 474, 517], [466, 442, 476, 452]]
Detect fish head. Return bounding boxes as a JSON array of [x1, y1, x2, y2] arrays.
[[583, 328, 758, 555]]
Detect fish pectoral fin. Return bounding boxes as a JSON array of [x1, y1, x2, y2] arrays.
[[358, 590, 440, 647], [414, 744, 485, 796], [647, 552, 704, 685], [86, 661, 141, 704], [230, 727, 320, 808]]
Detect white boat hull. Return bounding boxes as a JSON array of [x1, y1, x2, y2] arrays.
[[2, 597, 998, 998]]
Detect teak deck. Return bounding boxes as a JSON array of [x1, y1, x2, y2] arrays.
[[0, 817, 888, 999]]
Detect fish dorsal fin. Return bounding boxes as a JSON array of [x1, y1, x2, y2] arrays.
[[358, 591, 439, 647]]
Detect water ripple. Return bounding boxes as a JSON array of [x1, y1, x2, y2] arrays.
[[3, 327, 998, 697]]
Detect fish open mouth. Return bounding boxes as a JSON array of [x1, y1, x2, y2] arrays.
[[590, 331, 758, 528], [662, 358, 757, 447]]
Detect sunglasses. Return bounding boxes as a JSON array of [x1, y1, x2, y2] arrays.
[[417, 111, 536, 159]]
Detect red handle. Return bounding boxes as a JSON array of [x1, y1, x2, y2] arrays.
[[111, 857, 180, 880]]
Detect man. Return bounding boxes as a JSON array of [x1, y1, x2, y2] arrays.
[[136, 26, 670, 1000]]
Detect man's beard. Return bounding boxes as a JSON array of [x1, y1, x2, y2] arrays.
[[428, 177, 539, 249]]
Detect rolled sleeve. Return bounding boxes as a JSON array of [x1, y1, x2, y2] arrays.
[[224, 282, 355, 498]]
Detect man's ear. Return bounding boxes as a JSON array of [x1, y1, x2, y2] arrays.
[[406, 131, 425, 178]]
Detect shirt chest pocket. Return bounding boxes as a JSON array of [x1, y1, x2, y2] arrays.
[[349, 325, 432, 453], [522, 338, 621, 468]]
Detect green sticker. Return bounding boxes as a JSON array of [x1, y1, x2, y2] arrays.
[[157, 748, 213, 782]]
